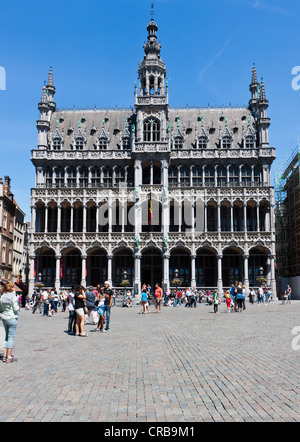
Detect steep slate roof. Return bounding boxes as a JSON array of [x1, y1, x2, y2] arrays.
[[49, 106, 255, 150]]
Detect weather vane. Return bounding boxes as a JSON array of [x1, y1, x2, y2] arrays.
[[151, 2, 155, 19]]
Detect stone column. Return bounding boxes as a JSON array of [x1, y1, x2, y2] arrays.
[[107, 255, 113, 286], [81, 255, 87, 287], [243, 254, 249, 293], [83, 204, 87, 233], [230, 204, 234, 233], [217, 254, 223, 296], [257, 203, 260, 232], [57, 205, 61, 234], [70, 205, 74, 234], [45, 206, 48, 234], [191, 254, 196, 289], [134, 254, 141, 302], [163, 253, 170, 293], [55, 255, 61, 291], [29, 255, 36, 296]]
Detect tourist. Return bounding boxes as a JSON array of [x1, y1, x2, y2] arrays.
[[74, 285, 88, 337], [225, 290, 231, 313], [85, 286, 98, 325], [126, 291, 133, 308], [51, 288, 59, 313], [242, 285, 246, 310], [42, 289, 51, 316], [67, 286, 76, 334], [286, 285, 292, 304], [249, 287, 255, 304], [141, 288, 148, 314], [189, 288, 197, 308], [235, 283, 245, 312], [32, 290, 43, 314], [103, 281, 114, 331], [257, 285, 264, 305], [95, 287, 106, 332], [61, 290, 67, 312], [213, 289, 219, 313], [0, 281, 20, 363], [154, 283, 163, 313]]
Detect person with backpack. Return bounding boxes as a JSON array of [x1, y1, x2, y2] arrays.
[[235, 283, 245, 313], [0, 281, 20, 363], [32, 290, 43, 314]]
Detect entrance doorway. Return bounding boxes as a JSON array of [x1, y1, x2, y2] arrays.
[[141, 248, 163, 294]]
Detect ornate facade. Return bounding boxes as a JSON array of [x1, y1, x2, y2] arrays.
[[29, 17, 277, 297]]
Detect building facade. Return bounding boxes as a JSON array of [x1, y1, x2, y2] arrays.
[[29, 17, 277, 297], [275, 147, 300, 298]]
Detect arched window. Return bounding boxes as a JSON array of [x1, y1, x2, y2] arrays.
[[103, 167, 113, 187], [254, 166, 261, 186], [180, 167, 190, 187], [217, 166, 227, 187], [98, 136, 108, 150], [55, 167, 64, 187], [149, 76, 155, 95], [91, 167, 101, 187], [52, 137, 62, 150], [115, 167, 125, 186], [67, 167, 77, 187], [192, 166, 202, 187], [222, 136, 232, 149], [204, 166, 215, 187], [143, 118, 160, 142], [198, 136, 208, 149], [75, 137, 84, 150], [122, 136, 131, 150], [229, 166, 239, 186], [245, 136, 255, 149], [79, 167, 88, 188], [168, 166, 178, 187], [174, 136, 183, 149], [241, 166, 251, 186]]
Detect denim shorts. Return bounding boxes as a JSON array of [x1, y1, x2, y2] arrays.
[[97, 306, 105, 316]]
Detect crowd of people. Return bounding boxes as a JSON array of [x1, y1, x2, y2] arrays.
[[0, 277, 292, 364]]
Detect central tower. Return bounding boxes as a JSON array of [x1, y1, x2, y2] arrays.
[[135, 17, 169, 146]]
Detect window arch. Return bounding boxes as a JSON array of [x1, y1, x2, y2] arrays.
[[174, 135, 184, 149], [75, 137, 84, 150], [103, 167, 113, 187], [241, 165, 251, 186], [197, 136, 208, 149], [98, 136, 108, 150], [143, 117, 161, 142], [168, 166, 178, 187], [52, 137, 62, 150], [245, 136, 255, 149], [222, 136, 232, 149]]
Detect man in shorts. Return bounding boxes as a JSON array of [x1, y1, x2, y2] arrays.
[[154, 283, 163, 313]]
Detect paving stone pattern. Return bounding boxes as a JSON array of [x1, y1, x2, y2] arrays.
[[0, 300, 300, 422]]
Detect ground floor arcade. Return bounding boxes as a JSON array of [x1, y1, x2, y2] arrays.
[[30, 245, 276, 296]]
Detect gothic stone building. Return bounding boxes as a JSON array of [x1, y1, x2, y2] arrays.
[[29, 18, 277, 298]]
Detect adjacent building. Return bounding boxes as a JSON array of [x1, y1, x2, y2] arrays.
[[29, 16, 277, 298]]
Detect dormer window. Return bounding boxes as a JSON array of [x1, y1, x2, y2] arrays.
[[122, 136, 131, 150], [198, 136, 208, 149], [222, 136, 232, 149], [98, 136, 108, 150], [75, 137, 84, 150], [245, 136, 255, 149], [174, 135, 183, 149], [52, 137, 62, 150]]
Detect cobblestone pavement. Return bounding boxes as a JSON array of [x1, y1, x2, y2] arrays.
[[0, 300, 300, 422]]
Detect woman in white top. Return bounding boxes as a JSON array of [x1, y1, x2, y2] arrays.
[[0, 281, 20, 363]]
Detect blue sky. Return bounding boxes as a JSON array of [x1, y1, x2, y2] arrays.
[[0, 0, 300, 220]]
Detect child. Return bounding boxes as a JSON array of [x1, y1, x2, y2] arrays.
[[141, 289, 148, 314], [225, 290, 231, 313], [213, 290, 219, 314]]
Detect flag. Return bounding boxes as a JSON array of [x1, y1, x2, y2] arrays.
[[274, 256, 277, 269], [60, 257, 64, 279], [34, 257, 37, 278], [149, 193, 153, 225]]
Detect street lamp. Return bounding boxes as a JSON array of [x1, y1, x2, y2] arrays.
[[122, 269, 129, 299], [259, 267, 264, 278], [174, 268, 180, 299]]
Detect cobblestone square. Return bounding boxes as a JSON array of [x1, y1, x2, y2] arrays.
[[1, 300, 300, 422]]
